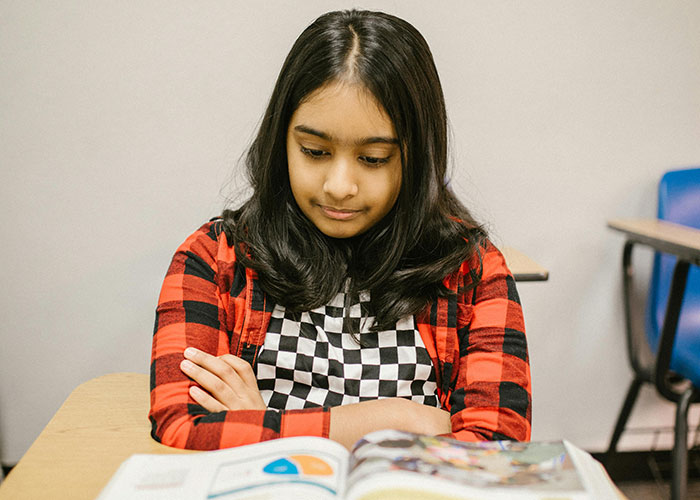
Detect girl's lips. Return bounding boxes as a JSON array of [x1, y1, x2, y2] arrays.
[[319, 205, 361, 220]]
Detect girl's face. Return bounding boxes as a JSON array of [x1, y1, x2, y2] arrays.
[[286, 81, 402, 239]]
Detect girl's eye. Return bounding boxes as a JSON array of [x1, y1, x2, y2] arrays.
[[300, 146, 328, 159], [359, 155, 391, 166]]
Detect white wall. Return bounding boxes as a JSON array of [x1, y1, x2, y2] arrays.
[[2, 0, 700, 464]]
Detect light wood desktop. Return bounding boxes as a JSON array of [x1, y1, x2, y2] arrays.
[[0, 373, 190, 500], [1, 372, 626, 500], [501, 247, 549, 282], [607, 217, 700, 266]]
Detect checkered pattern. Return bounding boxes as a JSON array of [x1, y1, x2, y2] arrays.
[[256, 288, 439, 410]]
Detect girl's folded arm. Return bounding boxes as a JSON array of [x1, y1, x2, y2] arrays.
[[446, 243, 532, 442], [149, 386, 330, 450], [149, 224, 331, 450]]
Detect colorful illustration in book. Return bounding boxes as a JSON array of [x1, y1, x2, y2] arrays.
[[263, 455, 334, 476], [207, 451, 341, 499], [348, 431, 583, 492]]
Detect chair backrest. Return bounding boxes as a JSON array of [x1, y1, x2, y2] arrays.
[[645, 167, 700, 353]]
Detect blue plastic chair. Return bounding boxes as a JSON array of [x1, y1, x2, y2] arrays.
[[606, 167, 700, 500], [648, 169, 700, 388]]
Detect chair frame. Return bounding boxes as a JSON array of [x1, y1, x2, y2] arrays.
[[606, 239, 700, 500]]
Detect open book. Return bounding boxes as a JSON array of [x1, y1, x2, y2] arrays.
[[97, 430, 621, 500]]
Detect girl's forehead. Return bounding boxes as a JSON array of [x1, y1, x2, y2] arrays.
[[290, 81, 396, 142], [299, 81, 383, 112]]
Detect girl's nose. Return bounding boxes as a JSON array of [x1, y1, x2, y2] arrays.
[[323, 158, 358, 200]]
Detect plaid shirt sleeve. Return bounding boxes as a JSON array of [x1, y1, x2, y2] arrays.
[[149, 222, 330, 450], [446, 240, 532, 442]]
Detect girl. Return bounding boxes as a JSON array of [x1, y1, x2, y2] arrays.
[[149, 9, 531, 451]]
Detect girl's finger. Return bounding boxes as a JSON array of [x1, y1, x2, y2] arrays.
[[184, 348, 243, 388], [182, 348, 265, 410], [180, 359, 234, 404], [189, 385, 227, 413], [219, 354, 258, 388]]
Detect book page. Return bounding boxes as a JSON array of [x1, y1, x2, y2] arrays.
[[97, 436, 349, 500], [344, 430, 591, 500], [563, 441, 621, 500]]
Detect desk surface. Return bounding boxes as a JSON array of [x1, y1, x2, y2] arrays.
[[2, 373, 627, 500], [0, 373, 190, 500], [608, 217, 700, 266], [0, 251, 548, 499], [501, 247, 549, 282]]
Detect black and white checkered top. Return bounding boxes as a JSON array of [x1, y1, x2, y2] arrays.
[[255, 287, 440, 410]]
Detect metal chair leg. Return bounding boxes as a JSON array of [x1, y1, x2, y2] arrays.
[[605, 377, 643, 465], [671, 387, 693, 500]]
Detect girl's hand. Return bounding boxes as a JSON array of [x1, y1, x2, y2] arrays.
[[180, 348, 266, 412]]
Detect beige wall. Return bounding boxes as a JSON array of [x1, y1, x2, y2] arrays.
[[1, 0, 699, 463]]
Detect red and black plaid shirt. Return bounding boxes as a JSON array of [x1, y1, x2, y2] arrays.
[[150, 220, 531, 450]]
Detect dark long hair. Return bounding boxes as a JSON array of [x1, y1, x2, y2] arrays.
[[222, 9, 486, 330]]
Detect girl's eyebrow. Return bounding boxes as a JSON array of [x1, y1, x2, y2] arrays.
[[293, 125, 398, 146]]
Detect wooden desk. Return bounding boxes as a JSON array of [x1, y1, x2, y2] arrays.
[[1, 373, 626, 499], [607, 218, 700, 266], [501, 247, 549, 282], [0, 373, 190, 500]]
